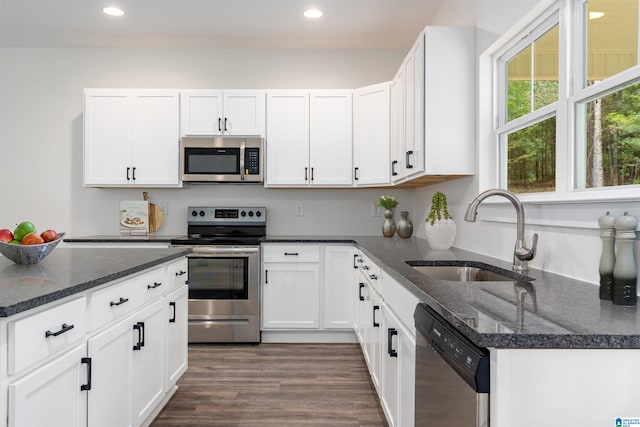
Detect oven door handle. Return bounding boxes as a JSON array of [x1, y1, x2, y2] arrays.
[[186, 247, 260, 257]]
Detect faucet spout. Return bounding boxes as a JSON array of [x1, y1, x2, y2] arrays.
[[464, 189, 538, 271]]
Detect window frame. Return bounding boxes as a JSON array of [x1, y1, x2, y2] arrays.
[[481, 0, 640, 204]]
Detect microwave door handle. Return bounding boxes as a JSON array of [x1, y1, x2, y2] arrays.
[[240, 139, 246, 178]]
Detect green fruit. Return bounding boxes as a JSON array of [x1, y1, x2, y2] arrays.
[[13, 221, 36, 241], [9, 240, 21, 245]]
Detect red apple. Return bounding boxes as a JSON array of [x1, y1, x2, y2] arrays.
[[21, 232, 45, 245], [0, 229, 13, 243], [40, 229, 59, 243]]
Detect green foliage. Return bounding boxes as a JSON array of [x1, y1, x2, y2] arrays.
[[375, 196, 399, 210], [425, 192, 452, 225]]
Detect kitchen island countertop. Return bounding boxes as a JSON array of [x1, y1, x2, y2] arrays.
[[0, 247, 191, 317], [264, 235, 640, 349]]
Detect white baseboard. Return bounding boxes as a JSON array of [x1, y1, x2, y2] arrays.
[[261, 330, 358, 343]]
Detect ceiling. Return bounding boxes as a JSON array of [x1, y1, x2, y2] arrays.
[[0, 0, 445, 49]]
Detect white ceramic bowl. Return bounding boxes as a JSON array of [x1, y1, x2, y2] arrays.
[[0, 233, 65, 265]]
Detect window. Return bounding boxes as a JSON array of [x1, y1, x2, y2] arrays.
[[489, 0, 640, 200]]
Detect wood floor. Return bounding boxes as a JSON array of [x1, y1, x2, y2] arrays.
[[151, 343, 388, 426]]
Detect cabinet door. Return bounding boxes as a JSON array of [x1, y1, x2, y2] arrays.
[[84, 90, 132, 186], [87, 315, 134, 427], [367, 288, 383, 392], [180, 90, 224, 136], [403, 33, 425, 178], [309, 91, 353, 186], [390, 68, 405, 182], [262, 263, 320, 328], [323, 246, 355, 329], [265, 91, 310, 186], [132, 299, 165, 426], [131, 91, 180, 186], [166, 285, 188, 387], [353, 82, 391, 186], [223, 91, 265, 136], [8, 344, 87, 427], [381, 306, 400, 427], [354, 274, 370, 353]]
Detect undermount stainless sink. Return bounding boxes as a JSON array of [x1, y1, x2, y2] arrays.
[[406, 261, 533, 283]]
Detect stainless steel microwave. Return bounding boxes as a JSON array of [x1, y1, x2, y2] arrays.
[[180, 136, 263, 183]]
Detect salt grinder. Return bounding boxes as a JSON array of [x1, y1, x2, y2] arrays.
[[612, 212, 638, 306]]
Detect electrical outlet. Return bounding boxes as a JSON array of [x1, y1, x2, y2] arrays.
[[371, 204, 381, 217], [295, 204, 304, 217], [156, 201, 168, 215]]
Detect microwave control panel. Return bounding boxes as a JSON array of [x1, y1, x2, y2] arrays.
[[245, 148, 260, 175]]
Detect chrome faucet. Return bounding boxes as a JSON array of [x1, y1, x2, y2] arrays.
[[464, 189, 538, 272]]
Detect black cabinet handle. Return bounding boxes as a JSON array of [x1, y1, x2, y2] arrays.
[[359, 283, 365, 301], [406, 151, 414, 169], [132, 167, 136, 180], [305, 167, 308, 181], [81, 357, 92, 391], [354, 167, 359, 181], [169, 302, 176, 323], [369, 274, 378, 280], [353, 254, 359, 269], [265, 269, 269, 284], [362, 265, 369, 270], [147, 281, 162, 290], [392, 160, 398, 176], [132, 321, 145, 350], [218, 117, 222, 132], [126, 167, 130, 181], [175, 270, 187, 276], [224, 117, 228, 131], [45, 323, 74, 338], [284, 252, 299, 256], [110, 297, 129, 307], [388, 328, 398, 357], [373, 305, 380, 327], [311, 167, 314, 181]]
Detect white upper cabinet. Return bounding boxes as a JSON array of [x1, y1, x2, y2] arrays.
[[353, 82, 391, 186], [265, 90, 353, 187], [180, 90, 265, 136], [402, 33, 425, 179], [84, 89, 180, 187]]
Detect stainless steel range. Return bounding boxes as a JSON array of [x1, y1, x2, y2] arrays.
[[171, 206, 266, 343]]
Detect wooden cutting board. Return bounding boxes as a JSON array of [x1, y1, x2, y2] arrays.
[[143, 192, 164, 233]]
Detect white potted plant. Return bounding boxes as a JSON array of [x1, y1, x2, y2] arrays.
[[425, 192, 456, 249]]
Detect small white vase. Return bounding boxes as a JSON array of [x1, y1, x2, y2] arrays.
[[425, 219, 456, 250]]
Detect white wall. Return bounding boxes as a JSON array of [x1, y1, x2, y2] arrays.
[[415, 0, 640, 286], [0, 47, 411, 237]]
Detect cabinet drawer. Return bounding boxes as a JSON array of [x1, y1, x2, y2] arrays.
[[359, 253, 381, 291], [165, 258, 188, 292], [263, 245, 320, 263], [88, 273, 149, 331], [8, 297, 87, 375]]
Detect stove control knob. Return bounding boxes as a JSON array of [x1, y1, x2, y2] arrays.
[[248, 211, 254, 217], [241, 211, 246, 217], [191, 210, 198, 217], [256, 211, 262, 217], [199, 210, 205, 217]]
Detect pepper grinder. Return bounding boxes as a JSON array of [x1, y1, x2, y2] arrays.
[[598, 211, 616, 300], [612, 212, 638, 306]]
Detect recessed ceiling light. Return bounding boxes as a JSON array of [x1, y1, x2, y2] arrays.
[[589, 11, 605, 20], [303, 9, 323, 19], [103, 7, 125, 17]]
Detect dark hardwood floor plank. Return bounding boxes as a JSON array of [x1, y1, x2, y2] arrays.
[[151, 343, 388, 427]]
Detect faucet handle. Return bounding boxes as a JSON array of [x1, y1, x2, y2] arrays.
[[516, 233, 538, 261]]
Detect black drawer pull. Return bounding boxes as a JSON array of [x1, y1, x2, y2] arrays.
[[284, 252, 299, 256], [388, 328, 398, 357], [169, 302, 176, 323], [147, 281, 162, 290], [81, 357, 92, 391], [373, 305, 380, 328], [45, 323, 74, 338], [362, 265, 369, 270], [110, 297, 129, 307], [369, 274, 378, 280], [175, 270, 187, 276], [358, 283, 365, 301]]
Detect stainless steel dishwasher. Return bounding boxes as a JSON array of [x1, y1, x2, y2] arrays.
[[414, 303, 490, 427]]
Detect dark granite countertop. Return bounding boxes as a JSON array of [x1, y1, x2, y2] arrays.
[[263, 235, 640, 349], [64, 235, 183, 243], [0, 247, 191, 317]]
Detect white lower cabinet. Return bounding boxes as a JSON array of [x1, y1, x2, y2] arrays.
[[323, 246, 356, 329], [1, 257, 189, 427], [8, 343, 88, 427]]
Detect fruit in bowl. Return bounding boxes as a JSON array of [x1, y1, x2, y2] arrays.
[[0, 222, 64, 264]]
